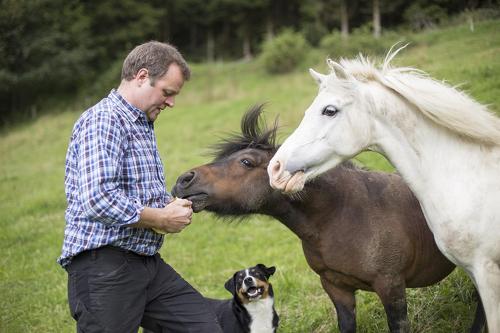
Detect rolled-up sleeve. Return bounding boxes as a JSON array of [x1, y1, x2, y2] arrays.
[[77, 110, 142, 226]]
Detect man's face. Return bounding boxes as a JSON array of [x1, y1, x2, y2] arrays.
[[139, 63, 185, 122]]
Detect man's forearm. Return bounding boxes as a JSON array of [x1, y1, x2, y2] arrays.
[[128, 199, 192, 234], [129, 207, 161, 229]]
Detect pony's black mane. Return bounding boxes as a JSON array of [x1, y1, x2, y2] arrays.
[[210, 104, 361, 171], [211, 104, 278, 161]]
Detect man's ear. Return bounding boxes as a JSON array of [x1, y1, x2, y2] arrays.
[[224, 274, 237, 296], [135, 68, 149, 85]]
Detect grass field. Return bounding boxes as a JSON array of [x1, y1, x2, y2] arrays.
[[1, 20, 499, 332]]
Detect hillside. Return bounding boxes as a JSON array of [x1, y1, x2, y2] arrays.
[[0, 20, 499, 332]]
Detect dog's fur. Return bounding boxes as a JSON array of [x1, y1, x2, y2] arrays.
[[206, 264, 279, 333]]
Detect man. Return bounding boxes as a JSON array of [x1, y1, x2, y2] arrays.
[[58, 41, 222, 333]]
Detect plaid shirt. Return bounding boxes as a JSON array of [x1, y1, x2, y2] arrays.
[[58, 89, 171, 267]]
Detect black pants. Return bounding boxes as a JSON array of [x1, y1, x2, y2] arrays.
[[65, 246, 222, 333]]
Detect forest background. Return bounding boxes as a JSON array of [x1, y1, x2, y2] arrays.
[[1, 0, 498, 125]]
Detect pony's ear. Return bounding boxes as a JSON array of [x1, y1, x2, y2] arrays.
[[309, 68, 327, 85], [327, 59, 349, 80]]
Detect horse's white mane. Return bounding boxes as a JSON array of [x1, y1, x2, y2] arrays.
[[329, 45, 500, 146]]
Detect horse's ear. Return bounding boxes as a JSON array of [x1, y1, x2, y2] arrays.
[[327, 59, 349, 80], [309, 68, 327, 85]]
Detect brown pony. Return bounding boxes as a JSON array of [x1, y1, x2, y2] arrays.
[[172, 105, 484, 333]]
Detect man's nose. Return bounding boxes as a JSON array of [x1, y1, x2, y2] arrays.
[[165, 96, 175, 108]]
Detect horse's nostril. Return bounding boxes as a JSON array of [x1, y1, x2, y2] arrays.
[[271, 160, 282, 176], [179, 171, 196, 188]]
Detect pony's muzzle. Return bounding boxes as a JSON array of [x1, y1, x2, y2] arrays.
[[268, 159, 284, 189], [269, 159, 282, 176], [176, 171, 197, 189], [268, 158, 307, 193]]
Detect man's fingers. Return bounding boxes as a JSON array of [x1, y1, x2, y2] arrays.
[[176, 198, 192, 207]]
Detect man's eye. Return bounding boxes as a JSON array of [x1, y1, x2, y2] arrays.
[[240, 159, 253, 168]]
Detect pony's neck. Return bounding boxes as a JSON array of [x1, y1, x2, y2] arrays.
[[269, 203, 319, 244], [262, 189, 321, 244], [370, 85, 477, 197]]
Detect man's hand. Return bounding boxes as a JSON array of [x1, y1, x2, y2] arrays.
[[132, 198, 193, 234], [154, 198, 193, 233]]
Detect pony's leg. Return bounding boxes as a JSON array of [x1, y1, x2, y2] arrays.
[[320, 277, 356, 333], [373, 277, 409, 333], [473, 259, 500, 333], [469, 289, 486, 333]]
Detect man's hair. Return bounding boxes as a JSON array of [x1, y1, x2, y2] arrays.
[[121, 41, 191, 83]]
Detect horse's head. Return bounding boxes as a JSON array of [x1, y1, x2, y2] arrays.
[[172, 105, 279, 215], [268, 60, 374, 193]]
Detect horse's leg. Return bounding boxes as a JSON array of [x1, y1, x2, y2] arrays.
[[473, 259, 500, 333], [373, 277, 409, 333], [320, 277, 356, 333], [469, 288, 486, 333]]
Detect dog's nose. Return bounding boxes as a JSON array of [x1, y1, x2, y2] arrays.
[[244, 277, 253, 285]]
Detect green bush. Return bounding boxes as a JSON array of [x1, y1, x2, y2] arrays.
[[447, 8, 500, 27], [260, 29, 309, 74], [404, 3, 448, 30]]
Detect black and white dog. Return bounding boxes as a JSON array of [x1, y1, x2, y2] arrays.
[[206, 264, 279, 333]]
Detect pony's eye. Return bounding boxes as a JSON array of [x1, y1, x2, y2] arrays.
[[322, 105, 339, 117], [240, 159, 254, 168]]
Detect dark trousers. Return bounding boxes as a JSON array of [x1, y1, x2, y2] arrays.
[[65, 246, 222, 333]]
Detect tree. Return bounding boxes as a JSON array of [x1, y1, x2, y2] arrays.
[[373, 0, 381, 38], [0, 0, 93, 122], [82, 0, 162, 69], [340, 0, 349, 39]]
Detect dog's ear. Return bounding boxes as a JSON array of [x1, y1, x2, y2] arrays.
[[224, 273, 237, 296], [266, 266, 276, 278], [257, 264, 276, 279]]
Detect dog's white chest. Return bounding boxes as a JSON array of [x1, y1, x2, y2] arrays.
[[245, 298, 275, 333]]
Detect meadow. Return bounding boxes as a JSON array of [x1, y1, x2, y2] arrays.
[[1, 20, 499, 332]]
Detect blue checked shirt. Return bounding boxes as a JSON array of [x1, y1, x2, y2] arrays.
[[58, 89, 171, 267]]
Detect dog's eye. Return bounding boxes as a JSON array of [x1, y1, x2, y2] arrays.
[[240, 158, 254, 168], [322, 105, 339, 117]]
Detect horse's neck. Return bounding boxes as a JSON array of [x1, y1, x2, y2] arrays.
[[268, 173, 345, 243], [265, 192, 322, 243], [372, 95, 499, 224]]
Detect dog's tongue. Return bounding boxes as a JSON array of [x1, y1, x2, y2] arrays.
[[247, 287, 259, 296]]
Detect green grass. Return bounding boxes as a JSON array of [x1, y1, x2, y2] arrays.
[[1, 20, 499, 332]]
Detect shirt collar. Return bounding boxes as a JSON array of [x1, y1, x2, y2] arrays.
[[108, 89, 147, 123]]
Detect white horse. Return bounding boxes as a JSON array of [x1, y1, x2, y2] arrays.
[[267, 47, 500, 331]]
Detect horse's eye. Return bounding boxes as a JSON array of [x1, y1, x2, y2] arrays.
[[240, 159, 254, 168], [322, 105, 339, 117]]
